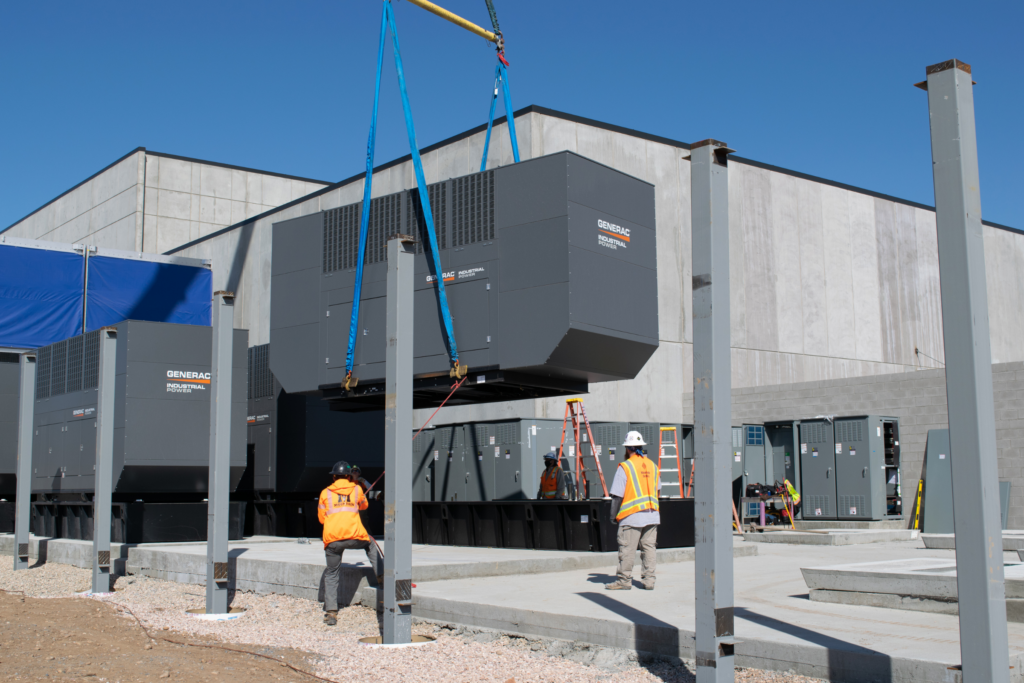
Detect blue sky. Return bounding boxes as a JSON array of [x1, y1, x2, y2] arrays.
[[2, 1, 1021, 231]]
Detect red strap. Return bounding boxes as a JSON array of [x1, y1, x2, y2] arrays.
[[497, 52, 509, 68]]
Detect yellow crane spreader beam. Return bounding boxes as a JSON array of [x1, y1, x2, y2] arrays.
[[403, 0, 499, 43]]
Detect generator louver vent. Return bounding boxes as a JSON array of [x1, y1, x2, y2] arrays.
[[322, 192, 404, 274], [66, 336, 84, 393], [50, 340, 67, 397], [82, 331, 100, 390], [36, 346, 51, 399], [0, 352, 19, 364], [452, 171, 494, 247], [801, 423, 829, 444], [496, 423, 517, 445], [406, 183, 447, 255], [248, 344, 273, 400]]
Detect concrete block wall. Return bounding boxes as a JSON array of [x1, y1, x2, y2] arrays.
[[680, 361, 1024, 529]]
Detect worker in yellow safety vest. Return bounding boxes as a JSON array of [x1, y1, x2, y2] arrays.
[[782, 478, 801, 520], [318, 461, 382, 626], [606, 431, 661, 591], [537, 451, 573, 500]]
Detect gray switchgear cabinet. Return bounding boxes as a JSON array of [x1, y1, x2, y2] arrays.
[[0, 353, 20, 496], [833, 416, 900, 520], [269, 151, 659, 411], [765, 420, 801, 513], [413, 419, 566, 502], [31, 321, 248, 495], [797, 415, 901, 521], [922, 427, 1009, 533], [799, 419, 837, 519]]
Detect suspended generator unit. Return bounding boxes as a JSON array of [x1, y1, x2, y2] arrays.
[[269, 151, 659, 410], [0, 352, 20, 498]]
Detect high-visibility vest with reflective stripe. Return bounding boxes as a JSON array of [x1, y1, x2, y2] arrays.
[[318, 480, 370, 546], [785, 478, 801, 505], [540, 468, 560, 498], [616, 456, 660, 521]]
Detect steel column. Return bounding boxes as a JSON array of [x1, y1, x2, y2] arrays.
[[922, 59, 1009, 682], [691, 139, 735, 683], [383, 235, 416, 644], [92, 328, 117, 593], [206, 291, 235, 614], [13, 353, 35, 571]]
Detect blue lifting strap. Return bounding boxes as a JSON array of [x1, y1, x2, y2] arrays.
[[480, 61, 520, 172], [345, 0, 460, 381]]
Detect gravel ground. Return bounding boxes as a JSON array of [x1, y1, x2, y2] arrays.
[[0, 562, 827, 683]]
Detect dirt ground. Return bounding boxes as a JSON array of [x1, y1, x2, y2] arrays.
[[0, 591, 316, 683]]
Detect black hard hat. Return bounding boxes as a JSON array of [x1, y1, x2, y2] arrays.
[[330, 461, 353, 477]]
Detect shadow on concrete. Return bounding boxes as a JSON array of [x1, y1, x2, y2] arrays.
[[578, 591, 688, 676], [735, 607, 893, 682]]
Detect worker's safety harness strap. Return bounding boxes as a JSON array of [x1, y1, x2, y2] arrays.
[[345, 0, 462, 386]]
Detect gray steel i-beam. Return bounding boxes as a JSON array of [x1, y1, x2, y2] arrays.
[[690, 139, 735, 683], [206, 291, 235, 615], [383, 235, 416, 644], [92, 327, 117, 593], [13, 353, 35, 571], [921, 59, 1010, 682]]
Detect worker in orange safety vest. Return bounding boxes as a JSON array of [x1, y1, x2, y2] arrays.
[[606, 431, 661, 591], [318, 460, 382, 626], [537, 451, 574, 500]]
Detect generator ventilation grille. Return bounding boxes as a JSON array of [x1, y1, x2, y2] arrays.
[[248, 344, 274, 400]]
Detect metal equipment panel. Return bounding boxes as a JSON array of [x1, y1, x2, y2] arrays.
[[584, 422, 626, 499], [465, 423, 496, 502], [742, 425, 767, 488], [923, 428, 953, 534], [835, 416, 882, 520], [765, 421, 799, 488], [412, 427, 435, 502], [492, 421, 524, 501], [799, 419, 837, 519]]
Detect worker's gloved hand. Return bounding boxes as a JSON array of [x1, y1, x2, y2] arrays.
[[609, 495, 622, 521], [366, 490, 382, 501]]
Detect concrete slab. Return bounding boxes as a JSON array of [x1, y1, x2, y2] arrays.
[[401, 538, 1024, 682], [922, 530, 1024, 550], [795, 519, 908, 530], [744, 529, 917, 545], [124, 539, 755, 607], [0, 534, 131, 574], [802, 557, 1024, 600]]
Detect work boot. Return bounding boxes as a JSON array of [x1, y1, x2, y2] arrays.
[[604, 581, 631, 590], [324, 610, 338, 626], [376, 575, 384, 587], [642, 582, 655, 591]]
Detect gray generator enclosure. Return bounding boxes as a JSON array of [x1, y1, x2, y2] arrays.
[[269, 151, 658, 410], [247, 345, 384, 494], [0, 353, 20, 495], [31, 321, 248, 495]]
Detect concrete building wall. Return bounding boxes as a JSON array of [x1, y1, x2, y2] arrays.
[[3, 150, 145, 251], [166, 109, 1024, 429], [2, 150, 330, 254], [693, 361, 1024, 530]]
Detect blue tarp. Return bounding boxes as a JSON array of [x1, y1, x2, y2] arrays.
[[85, 256, 212, 332], [0, 243, 212, 349], [0, 245, 84, 348]]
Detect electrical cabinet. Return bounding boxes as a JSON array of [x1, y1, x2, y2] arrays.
[[799, 419, 837, 519], [833, 416, 901, 520], [741, 425, 768, 487], [922, 429, 952, 533], [765, 420, 800, 514]]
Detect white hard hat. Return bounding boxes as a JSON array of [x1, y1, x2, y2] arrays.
[[623, 431, 646, 447]]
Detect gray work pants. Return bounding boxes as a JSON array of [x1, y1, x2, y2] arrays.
[[324, 539, 382, 612], [615, 524, 657, 586]]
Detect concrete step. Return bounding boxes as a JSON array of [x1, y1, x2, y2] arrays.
[[744, 529, 918, 545]]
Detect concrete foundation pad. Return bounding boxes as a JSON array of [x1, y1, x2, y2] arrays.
[[795, 519, 908, 530], [0, 534, 131, 574], [802, 557, 1024, 600], [396, 540, 1024, 682], [123, 540, 753, 607], [922, 530, 1024, 551], [744, 529, 917, 545], [809, 588, 1024, 623]]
